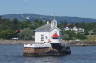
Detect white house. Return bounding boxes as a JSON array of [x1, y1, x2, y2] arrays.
[[72, 27, 84, 33], [34, 18, 61, 44], [64, 26, 84, 33], [64, 27, 70, 31], [78, 28, 84, 33], [72, 26, 78, 32]]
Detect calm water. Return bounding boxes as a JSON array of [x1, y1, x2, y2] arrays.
[[0, 44, 96, 63]]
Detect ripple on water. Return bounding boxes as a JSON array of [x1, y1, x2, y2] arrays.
[[0, 45, 96, 63]]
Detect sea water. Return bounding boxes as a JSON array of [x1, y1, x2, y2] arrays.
[[0, 44, 96, 63]]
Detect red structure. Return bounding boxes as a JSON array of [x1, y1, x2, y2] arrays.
[[16, 30, 20, 33], [52, 33, 59, 39]]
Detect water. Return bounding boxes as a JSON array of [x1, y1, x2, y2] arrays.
[[0, 44, 96, 63]]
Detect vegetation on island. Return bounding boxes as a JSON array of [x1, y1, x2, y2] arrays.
[[0, 16, 45, 40], [0, 16, 96, 41], [58, 21, 96, 41]]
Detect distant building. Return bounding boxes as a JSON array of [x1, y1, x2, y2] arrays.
[[64, 27, 70, 31], [64, 26, 84, 33]]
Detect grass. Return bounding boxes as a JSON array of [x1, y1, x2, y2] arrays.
[[86, 35, 96, 42]]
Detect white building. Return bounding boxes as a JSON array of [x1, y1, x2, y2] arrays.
[[72, 26, 78, 32], [64, 27, 70, 31], [34, 18, 61, 44], [64, 26, 84, 33]]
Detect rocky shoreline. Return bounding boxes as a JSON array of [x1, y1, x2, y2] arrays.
[[0, 40, 96, 46]]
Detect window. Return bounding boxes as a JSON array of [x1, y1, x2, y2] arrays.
[[41, 34, 44, 41], [45, 36, 48, 39]]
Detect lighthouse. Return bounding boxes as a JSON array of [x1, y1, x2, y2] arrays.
[[35, 18, 60, 43], [24, 18, 71, 56]]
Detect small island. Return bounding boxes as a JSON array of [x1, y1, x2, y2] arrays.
[[23, 18, 71, 56]]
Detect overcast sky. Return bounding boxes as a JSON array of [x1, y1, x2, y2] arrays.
[[0, 0, 96, 18]]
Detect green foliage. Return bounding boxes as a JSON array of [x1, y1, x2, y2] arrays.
[[76, 33, 86, 40], [20, 20, 32, 29], [19, 28, 33, 40], [58, 21, 96, 40], [0, 30, 15, 39], [87, 35, 96, 41], [11, 18, 21, 30], [0, 16, 45, 40], [62, 30, 86, 40], [32, 19, 45, 29], [63, 30, 76, 40], [0, 16, 96, 40]]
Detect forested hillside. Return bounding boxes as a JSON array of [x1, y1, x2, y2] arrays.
[[0, 15, 96, 40], [1, 14, 96, 23]]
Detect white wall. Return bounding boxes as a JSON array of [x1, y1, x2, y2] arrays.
[[35, 29, 60, 43], [35, 32, 50, 43]]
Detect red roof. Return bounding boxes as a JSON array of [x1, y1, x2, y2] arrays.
[[52, 33, 59, 38]]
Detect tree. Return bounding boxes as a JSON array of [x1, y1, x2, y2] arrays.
[[20, 20, 32, 29], [32, 19, 45, 29], [76, 33, 86, 40], [63, 30, 86, 40], [63, 30, 76, 40], [19, 28, 33, 40], [0, 30, 15, 39], [11, 18, 20, 30]]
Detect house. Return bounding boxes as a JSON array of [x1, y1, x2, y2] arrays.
[[64, 26, 84, 33], [64, 27, 70, 31], [77, 28, 84, 33], [72, 26, 78, 32], [34, 18, 61, 43]]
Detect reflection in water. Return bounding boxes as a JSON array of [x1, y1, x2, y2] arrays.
[[0, 44, 96, 63], [22, 56, 62, 63]]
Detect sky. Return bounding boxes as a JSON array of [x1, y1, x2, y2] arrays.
[[0, 0, 96, 18]]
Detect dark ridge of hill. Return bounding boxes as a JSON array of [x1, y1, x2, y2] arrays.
[[1, 14, 96, 23]]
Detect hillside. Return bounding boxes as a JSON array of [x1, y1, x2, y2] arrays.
[[1, 14, 96, 23]]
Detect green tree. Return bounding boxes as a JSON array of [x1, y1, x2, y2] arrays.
[[63, 30, 76, 40], [19, 28, 33, 40], [11, 18, 21, 30], [0, 30, 15, 39], [76, 33, 86, 40], [20, 20, 32, 29], [32, 19, 45, 29]]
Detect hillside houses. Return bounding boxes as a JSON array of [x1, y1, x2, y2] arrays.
[[64, 26, 84, 33]]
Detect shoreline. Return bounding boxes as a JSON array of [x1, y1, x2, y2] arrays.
[[69, 41, 96, 46], [0, 40, 96, 46], [0, 40, 35, 44]]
